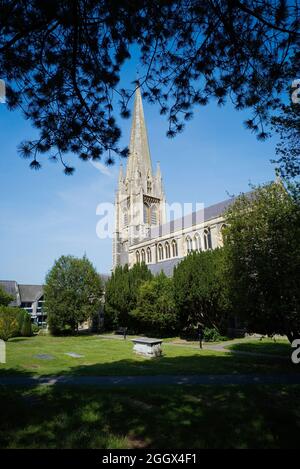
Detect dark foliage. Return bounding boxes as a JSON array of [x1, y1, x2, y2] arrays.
[[224, 182, 300, 343], [0, 1, 298, 174]]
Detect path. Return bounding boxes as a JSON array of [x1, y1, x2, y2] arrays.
[[98, 335, 288, 360], [1, 373, 300, 387]]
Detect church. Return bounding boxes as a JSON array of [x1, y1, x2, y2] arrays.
[[113, 87, 234, 276]]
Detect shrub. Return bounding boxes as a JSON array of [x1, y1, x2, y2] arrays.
[[0, 306, 22, 341], [31, 323, 40, 334], [16, 309, 32, 337], [203, 327, 228, 342], [20, 312, 32, 336]]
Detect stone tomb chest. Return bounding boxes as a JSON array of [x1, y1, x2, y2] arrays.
[[132, 337, 163, 358]]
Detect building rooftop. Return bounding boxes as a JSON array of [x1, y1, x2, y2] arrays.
[[18, 284, 44, 303]]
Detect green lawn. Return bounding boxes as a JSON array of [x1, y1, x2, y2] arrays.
[[0, 334, 297, 377], [1, 384, 300, 448], [227, 338, 291, 356], [1, 334, 300, 449]]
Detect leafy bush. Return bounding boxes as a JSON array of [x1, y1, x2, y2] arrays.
[[0, 286, 14, 306], [31, 323, 40, 334], [16, 309, 32, 337], [203, 327, 228, 342], [0, 307, 25, 341]]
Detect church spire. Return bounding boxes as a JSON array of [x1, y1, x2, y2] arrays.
[[126, 86, 152, 181]]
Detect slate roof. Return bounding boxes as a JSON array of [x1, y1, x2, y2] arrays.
[[132, 196, 237, 246], [148, 258, 183, 277], [0, 280, 20, 306], [18, 284, 44, 303]]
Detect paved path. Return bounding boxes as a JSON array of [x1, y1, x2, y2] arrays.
[[1, 374, 300, 387], [98, 335, 288, 360]]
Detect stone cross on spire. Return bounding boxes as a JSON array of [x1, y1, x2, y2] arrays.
[[126, 86, 152, 181]]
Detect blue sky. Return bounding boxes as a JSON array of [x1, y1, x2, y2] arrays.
[[0, 59, 278, 283]]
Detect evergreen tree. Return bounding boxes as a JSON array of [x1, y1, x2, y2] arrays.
[[131, 273, 177, 336], [105, 262, 152, 330], [45, 255, 103, 335], [173, 249, 230, 335], [224, 182, 300, 342]]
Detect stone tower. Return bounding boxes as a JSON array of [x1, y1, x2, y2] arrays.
[[113, 86, 166, 268]]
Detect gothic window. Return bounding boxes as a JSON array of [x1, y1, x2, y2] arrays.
[[194, 233, 201, 251], [203, 228, 212, 250], [136, 251, 140, 263], [158, 243, 164, 261], [147, 247, 152, 263], [151, 204, 157, 225], [143, 202, 150, 224], [165, 242, 170, 259], [141, 249, 146, 263], [147, 179, 152, 194], [172, 239, 178, 257], [186, 235, 193, 253]]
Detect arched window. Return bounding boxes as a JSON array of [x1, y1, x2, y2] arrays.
[[165, 242, 171, 259], [203, 228, 212, 250], [151, 204, 157, 225], [158, 244, 164, 261], [143, 202, 150, 224], [147, 179, 152, 194], [172, 239, 178, 257], [147, 247, 152, 263], [186, 235, 193, 253], [141, 249, 146, 263], [136, 251, 140, 263], [194, 233, 201, 251]]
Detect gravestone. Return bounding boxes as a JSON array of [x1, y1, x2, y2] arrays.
[[132, 337, 163, 358], [34, 354, 54, 360], [65, 352, 84, 358]]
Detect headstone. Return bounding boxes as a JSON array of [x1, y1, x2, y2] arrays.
[[34, 354, 54, 360], [65, 352, 84, 358], [132, 337, 163, 358]]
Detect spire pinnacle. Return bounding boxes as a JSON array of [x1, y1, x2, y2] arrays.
[[125, 86, 152, 181]]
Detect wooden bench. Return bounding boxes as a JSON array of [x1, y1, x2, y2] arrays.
[[115, 327, 127, 339]]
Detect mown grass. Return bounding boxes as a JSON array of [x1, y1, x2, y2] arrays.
[[0, 334, 297, 377], [0, 384, 300, 448]]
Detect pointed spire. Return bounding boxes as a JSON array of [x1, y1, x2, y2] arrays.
[[126, 86, 152, 181]]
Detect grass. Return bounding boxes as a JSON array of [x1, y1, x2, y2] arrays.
[[0, 334, 297, 377], [1, 334, 300, 449], [1, 384, 300, 448], [227, 338, 291, 356]]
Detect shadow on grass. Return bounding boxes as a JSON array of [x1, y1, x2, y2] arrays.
[[0, 379, 300, 448], [0, 344, 298, 378], [228, 341, 291, 357]]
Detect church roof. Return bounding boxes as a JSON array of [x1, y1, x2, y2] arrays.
[[148, 258, 182, 277], [132, 196, 236, 246]]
